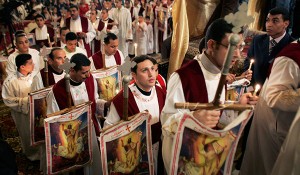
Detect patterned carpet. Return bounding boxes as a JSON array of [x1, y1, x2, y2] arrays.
[[0, 100, 41, 175]]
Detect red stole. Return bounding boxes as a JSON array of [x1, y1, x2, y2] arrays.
[[30, 26, 55, 47], [112, 85, 166, 143], [53, 75, 100, 136], [176, 59, 209, 103], [66, 16, 91, 57], [94, 18, 114, 53], [91, 50, 121, 69], [156, 74, 166, 93], [40, 65, 56, 87], [268, 43, 300, 77]]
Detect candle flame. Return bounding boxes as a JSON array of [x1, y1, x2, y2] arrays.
[[134, 43, 138, 47], [250, 59, 254, 63], [255, 84, 261, 91]]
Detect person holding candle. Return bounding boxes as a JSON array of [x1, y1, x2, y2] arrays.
[[161, 19, 258, 174], [243, 7, 294, 86], [30, 14, 55, 48], [240, 39, 300, 175]]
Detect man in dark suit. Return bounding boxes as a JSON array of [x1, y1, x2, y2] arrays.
[[244, 7, 294, 86]]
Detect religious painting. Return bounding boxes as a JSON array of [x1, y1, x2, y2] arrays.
[[91, 66, 121, 101], [27, 33, 36, 46], [169, 110, 253, 175], [0, 56, 7, 100], [99, 112, 154, 175], [44, 103, 92, 175], [29, 86, 52, 146]]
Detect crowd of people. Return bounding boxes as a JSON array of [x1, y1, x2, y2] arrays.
[[0, 0, 300, 175]]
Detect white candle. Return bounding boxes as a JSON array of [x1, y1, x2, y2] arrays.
[[248, 59, 254, 70], [134, 43, 138, 56], [253, 84, 261, 96], [47, 34, 51, 46]]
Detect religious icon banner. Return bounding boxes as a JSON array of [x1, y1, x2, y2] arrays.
[[44, 103, 92, 175], [92, 66, 121, 101], [29, 86, 52, 146], [99, 112, 154, 175], [169, 109, 253, 175]]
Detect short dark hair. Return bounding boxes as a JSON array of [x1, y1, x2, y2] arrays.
[[69, 5, 79, 10], [15, 54, 32, 69], [145, 16, 150, 20], [66, 32, 78, 41], [101, 8, 108, 13], [49, 47, 63, 60], [70, 53, 91, 71], [14, 30, 27, 42], [91, 9, 98, 15], [131, 55, 157, 73], [60, 27, 69, 34], [205, 18, 233, 49], [35, 14, 45, 20], [199, 37, 206, 53], [104, 33, 118, 44], [269, 7, 290, 21]]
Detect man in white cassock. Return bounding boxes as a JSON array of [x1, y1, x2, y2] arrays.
[[46, 53, 104, 174], [30, 14, 55, 48], [104, 55, 166, 175], [160, 19, 257, 174], [146, 16, 154, 54], [128, 0, 141, 56], [135, 14, 148, 56], [65, 5, 96, 57], [64, 32, 88, 59], [31, 47, 67, 91], [89, 33, 125, 70], [103, 0, 115, 20], [113, 0, 133, 57], [241, 40, 300, 175], [57, 27, 70, 48], [90, 9, 119, 55], [6, 31, 42, 78], [2, 54, 40, 161]]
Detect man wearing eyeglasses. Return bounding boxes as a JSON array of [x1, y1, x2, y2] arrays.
[[31, 48, 67, 91], [161, 18, 258, 173]]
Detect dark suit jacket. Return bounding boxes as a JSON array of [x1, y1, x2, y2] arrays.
[[244, 33, 294, 85]]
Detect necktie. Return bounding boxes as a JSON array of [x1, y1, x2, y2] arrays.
[[269, 39, 277, 54]]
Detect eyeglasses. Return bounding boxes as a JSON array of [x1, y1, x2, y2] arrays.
[[216, 41, 245, 52]]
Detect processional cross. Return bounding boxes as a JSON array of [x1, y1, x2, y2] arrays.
[[39, 46, 52, 87]]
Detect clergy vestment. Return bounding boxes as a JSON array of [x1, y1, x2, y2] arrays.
[[31, 65, 66, 91], [2, 72, 40, 161], [46, 75, 103, 174], [241, 41, 300, 175], [30, 25, 55, 48], [104, 83, 166, 175], [113, 6, 133, 57], [92, 17, 119, 54], [89, 49, 124, 71], [6, 48, 42, 78], [65, 16, 96, 57], [161, 54, 239, 174], [135, 21, 148, 56], [64, 46, 87, 60], [146, 23, 154, 54]]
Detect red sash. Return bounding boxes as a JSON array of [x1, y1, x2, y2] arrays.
[[268, 43, 300, 77], [112, 85, 166, 143], [30, 26, 55, 47], [53, 75, 100, 135], [40, 66, 56, 86], [176, 59, 209, 103], [94, 19, 115, 53], [91, 50, 121, 69]]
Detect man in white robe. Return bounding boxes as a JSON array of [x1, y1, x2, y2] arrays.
[[58, 27, 70, 48], [2, 54, 40, 161], [103, 0, 115, 20], [89, 33, 125, 70], [46, 53, 104, 174], [146, 16, 154, 54], [113, 0, 133, 57], [64, 32, 88, 59], [104, 55, 166, 175], [135, 14, 148, 56], [65, 5, 96, 57], [241, 40, 300, 175], [161, 19, 257, 174], [6, 31, 42, 79], [32, 48, 67, 91]]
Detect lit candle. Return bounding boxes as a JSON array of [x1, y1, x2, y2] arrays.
[[248, 59, 254, 70], [134, 43, 138, 56], [253, 84, 261, 96], [47, 34, 51, 46]]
